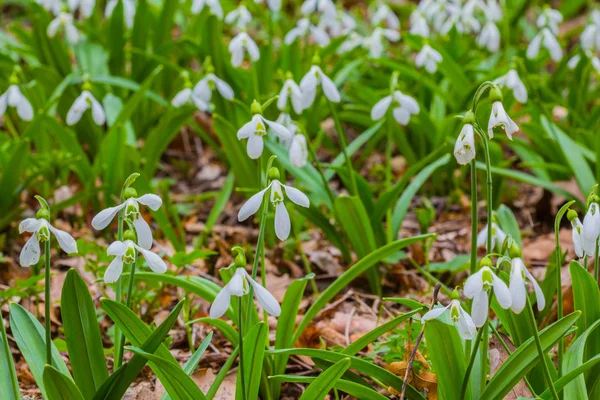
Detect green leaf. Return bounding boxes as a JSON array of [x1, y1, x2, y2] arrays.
[[496, 204, 522, 247], [299, 358, 351, 400], [270, 375, 388, 400], [238, 322, 267, 400], [187, 318, 238, 347], [562, 319, 600, 399], [0, 139, 30, 211], [539, 354, 600, 399], [0, 314, 20, 400], [9, 303, 71, 399], [61, 269, 108, 398], [43, 365, 85, 400]]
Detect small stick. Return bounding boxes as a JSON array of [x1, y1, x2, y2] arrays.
[[400, 283, 441, 400]]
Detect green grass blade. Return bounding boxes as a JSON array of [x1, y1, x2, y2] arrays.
[[0, 311, 20, 400], [299, 358, 351, 400], [43, 365, 85, 400], [270, 375, 389, 400]]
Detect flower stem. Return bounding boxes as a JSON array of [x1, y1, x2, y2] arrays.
[[386, 117, 394, 243], [328, 100, 358, 196], [460, 320, 487, 400], [594, 239, 599, 283], [554, 208, 565, 378], [470, 159, 478, 274], [238, 297, 247, 400], [114, 210, 125, 369], [125, 260, 136, 309], [292, 218, 318, 295], [526, 297, 559, 400], [44, 239, 52, 366]]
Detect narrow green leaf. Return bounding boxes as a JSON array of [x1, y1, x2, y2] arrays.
[[562, 319, 600, 399], [299, 358, 351, 400], [540, 354, 600, 399], [43, 365, 85, 400], [187, 318, 238, 347], [239, 322, 267, 400], [271, 375, 388, 399], [0, 314, 20, 400]]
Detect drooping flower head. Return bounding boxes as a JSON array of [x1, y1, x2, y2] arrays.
[[454, 111, 476, 165], [193, 62, 235, 105], [47, 11, 80, 44], [494, 69, 527, 104], [229, 32, 260, 68], [363, 27, 400, 59], [371, 4, 400, 30], [581, 10, 600, 51], [421, 293, 476, 340], [225, 5, 252, 29], [477, 221, 507, 252], [191, 0, 223, 18], [410, 10, 430, 37], [536, 7, 562, 35], [582, 200, 600, 256], [370, 90, 420, 126], [277, 74, 304, 115], [509, 255, 545, 314], [67, 83, 106, 126], [0, 81, 34, 122], [526, 28, 563, 62], [300, 0, 336, 18], [415, 44, 442, 74], [105, 0, 136, 28], [464, 261, 512, 327], [487, 85, 518, 139], [284, 18, 330, 47], [568, 209, 584, 258], [237, 101, 292, 159], [68, 0, 95, 18], [289, 134, 309, 168], [299, 63, 341, 109]]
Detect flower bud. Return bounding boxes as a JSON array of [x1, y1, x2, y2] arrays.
[[268, 167, 280, 180], [250, 99, 263, 115], [123, 187, 138, 200], [36, 208, 50, 220], [567, 209, 578, 222]]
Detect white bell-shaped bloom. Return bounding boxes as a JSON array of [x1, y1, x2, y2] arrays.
[[210, 268, 281, 319], [300, 0, 336, 18], [229, 32, 260, 68], [370, 90, 420, 126], [193, 73, 235, 104], [276, 113, 299, 147], [104, 239, 167, 283], [171, 87, 209, 111], [582, 202, 600, 256], [476, 222, 507, 251], [337, 32, 365, 54], [509, 257, 545, 313], [477, 21, 500, 52], [464, 266, 511, 327], [66, 90, 106, 126], [284, 18, 330, 47], [277, 79, 304, 114], [254, 0, 281, 12], [37, 0, 62, 15], [419, 0, 447, 33], [47, 12, 80, 44], [319, 10, 356, 38], [421, 299, 476, 340], [571, 217, 584, 258], [0, 85, 34, 121], [299, 65, 340, 108], [410, 10, 430, 37], [237, 114, 292, 159], [567, 52, 600, 73], [581, 11, 600, 51], [19, 218, 78, 267], [536, 8, 562, 35], [105, 0, 136, 28], [482, 0, 502, 21], [526, 28, 562, 62], [440, 3, 481, 35], [191, 0, 223, 18], [68, 0, 95, 18], [225, 6, 252, 29], [454, 123, 476, 165], [494, 70, 527, 104], [289, 134, 308, 168], [363, 27, 400, 59], [91, 194, 163, 250], [415, 44, 442, 73], [488, 101, 518, 139], [238, 180, 310, 240], [371, 4, 400, 30]]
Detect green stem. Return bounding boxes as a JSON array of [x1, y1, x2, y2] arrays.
[[470, 159, 478, 274], [328, 100, 358, 196], [386, 117, 394, 243], [292, 217, 319, 295], [460, 320, 487, 400], [0, 308, 20, 399], [526, 298, 559, 400], [238, 297, 247, 400], [44, 240, 52, 366], [480, 132, 493, 253], [594, 239, 599, 283], [114, 210, 125, 369], [555, 219, 564, 378], [125, 261, 136, 308]]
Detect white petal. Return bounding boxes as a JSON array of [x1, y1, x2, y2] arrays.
[[135, 194, 163, 210], [19, 218, 41, 233], [463, 269, 483, 299], [172, 88, 191, 107], [90, 98, 106, 125], [471, 290, 489, 327], [457, 307, 477, 340], [227, 270, 246, 296], [492, 274, 512, 309], [392, 107, 411, 126], [137, 246, 167, 274], [16, 97, 34, 121], [214, 77, 234, 100], [421, 304, 449, 322], [209, 287, 231, 319], [48, 224, 78, 254], [107, 240, 128, 256], [246, 134, 264, 159], [246, 272, 281, 316], [133, 216, 153, 250], [282, 184, 310, 207], [67, 96, 88, 125], [104, 256, 124, 283], [246, 37, 260, 61], [237, 118, 256, 139], [510, 258, 527, 313], [47, 18, 61, 37], [274, 202, 291, 241], [65, 23, 79, 44], [526, 33, 543, 59], [91, 203, 126, 230], [238, 187, 269, 221], [320, 73, 340, 103], [20, 234, 41, 267], [370, 96, 392, 121], [0, 93, 7, 116], [523, 268, 545, 311], [264, 118, 292, 141]]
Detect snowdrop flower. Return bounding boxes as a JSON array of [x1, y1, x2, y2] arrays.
[[337, 32, 365, 54], [478, 21, 500, 52], [299, 65, 340, 108], [229, 32, 260, 68], [440, 3, 481, 35], [494, 69, 527, 104], [225, 6, 252, 29], [193, 73, 235, 104], [276, 112, 299, 136], [582, 201, 600, 256], [284, 18, 330, 47], [488, 86, 519, 139], [419, 0, 447, 33], [171, 87, 209, 111], [0, 85, 34, 121], [421, 298, 476, 340], [568, 210, 584, 258], [581, 10, 600, 51], [568, 54, 582, 70], [477, 222, 507, 251], [66, 90, 106, 126], [464, 265, 511, 327], [536, 7, 562, 35], [68, 0, 95, 18], [371, 4, 400, 30], [37, 0, 61, 15], [509, 257, 545, 314], [278, 77, 304, 114], [568, 52, 600, 73], [47, 12, 80, 44], [320, 10, 356, 38], [301, 0, 336, 18], [289, 134, 308, 168], [454, 119, 476, 165], [105, 0, 136, 28], [104, 237, 167, 283], [415, 44, 442, 73], [210, 267, 280, 318], [237, 102, 291, 159], [363, 27, 400, 59], [91, 191, 163, 250], [254, 0, 281, 13], [526, 28, 562, 62], [238, 177, 310, 240], [370, 90, 420, 126], [19, 214, 77, 267], [191, 0, 223, 19], [410, 10, 430, 37]]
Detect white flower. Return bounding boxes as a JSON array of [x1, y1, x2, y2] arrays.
[[421, 299, 476, 340], [536, 8, 562, 35], [415, 44, 442, 73], [410, 10, 430, 37], [210, 268, 281, 319], [477, 222, 507, 251], [237, 114, 292, 159], [440, 3, 481, 35], [337, 32, 364, 54], [47, 12, 80, 44], [229, 32, 260, 68], [225, 5, 252, 29], [300, 0, 336, 18], [277, 79, 304, 114], [319, 10, 356, 38], [581, 11, 600, 51], [37, 0, 61, 15], [568, 52, 600, 73], [488, 101, 518, 139], [104, 240, 167, 283], [363, 27, 400, 59], [238, 180, 310, 240], [256, 0, 282, 13], [193, 74, 235, 104], [91, 194, 163, 250], [66, 90, 106, 126], [571, 217, 584, 258], [19, 218, 77, 267], [68, 0, 95, 18], [526, 28, 562, 62], [289, 134, 308, 168], [299, 65, 340, 108], [478, 21, 500, 52], [371, 4, 400, 30], [582, 202, 600, 256], [105, 0, 136, 29], [464, 266, 512, 327], [370, 91, 420, 126], [568, 54, 581, 70], [482, 0, 502, 22], [509, 257, 545, 314], [191, 0, 223, 19], [454, 123, 476, 165], [284, 18, 330, 47], [494, 69, 527, 104], [171, 87, 209, 111], [276, 113, 299, 146], [0, 85, 34, 121]]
